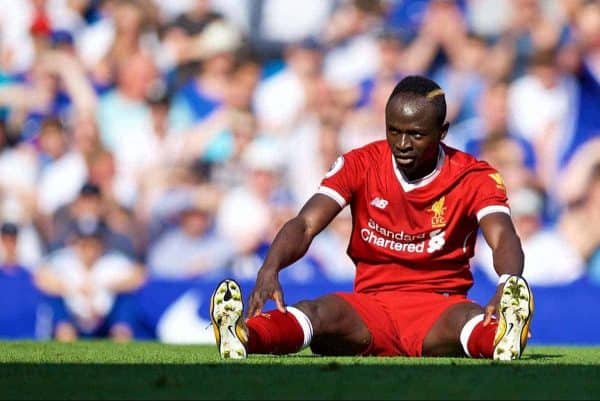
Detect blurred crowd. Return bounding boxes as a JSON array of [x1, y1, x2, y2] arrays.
[[0, 0, 599, 341]]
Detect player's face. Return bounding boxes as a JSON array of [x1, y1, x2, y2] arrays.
[[385, 95, 448, 180]]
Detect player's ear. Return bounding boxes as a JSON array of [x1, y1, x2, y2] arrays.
[[440, 122, 449, 140]]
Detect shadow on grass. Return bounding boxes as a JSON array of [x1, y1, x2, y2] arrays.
[[0, 362, 598, 400], [522, 353, 565, 360], [285, 352, 566, 362]]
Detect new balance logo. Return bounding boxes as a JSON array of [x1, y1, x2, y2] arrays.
[[370, 197, 389, 209]]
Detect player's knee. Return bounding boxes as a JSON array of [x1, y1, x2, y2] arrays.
[[455, 304, 486, 335], [293, 300, 323, 332], [293, 295, 349, 335]]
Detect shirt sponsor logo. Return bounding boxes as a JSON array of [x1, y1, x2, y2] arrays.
[[428, 196, 447, 228], [359, 218, 446, 254], [370, 197, 389, 209]]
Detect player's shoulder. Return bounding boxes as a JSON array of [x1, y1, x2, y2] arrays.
[[344, 140, 389, 162], [443, 144, 505, 190], [323, 140, 388, 180], [444, 144, 498, 174]]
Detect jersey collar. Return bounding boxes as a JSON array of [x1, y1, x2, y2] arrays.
[[392, 146, 446, 192]]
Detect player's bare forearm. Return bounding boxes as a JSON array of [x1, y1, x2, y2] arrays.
[[251, 217, 313, 314], [247, 216, 312, 317], [480, 213, 525, 325], [490, 232, 524, 277], [479, 213, 524, 277], [259, 217, 314, 276], [248, 194, 342, 316]]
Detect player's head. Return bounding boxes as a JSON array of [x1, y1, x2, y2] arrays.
[[385, 75, 449, 179]]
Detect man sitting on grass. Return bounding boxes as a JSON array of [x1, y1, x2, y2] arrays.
[[210, 75, 533, 360]]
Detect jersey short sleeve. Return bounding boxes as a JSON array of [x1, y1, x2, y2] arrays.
[[467, 168, 510, 222], [318, 149, 367, 207]]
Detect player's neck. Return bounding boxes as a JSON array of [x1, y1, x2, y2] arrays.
[[398, 147, 444, 183], [402, 161, 437, 182]]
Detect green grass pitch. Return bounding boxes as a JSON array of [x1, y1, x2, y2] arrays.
[[1, 342, 599, 400]]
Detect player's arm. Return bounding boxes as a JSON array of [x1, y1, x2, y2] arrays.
[[479, 212, 525, 325], [246, 194, 342, 317]]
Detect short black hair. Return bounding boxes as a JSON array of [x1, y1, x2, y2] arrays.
[[387, 75, 447, 127], [79, 182, 101, 197], [0, 222, 18, 236]]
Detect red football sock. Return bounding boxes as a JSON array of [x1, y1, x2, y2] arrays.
[[246, 310, 305, 354], [466, 318, 498, 358]]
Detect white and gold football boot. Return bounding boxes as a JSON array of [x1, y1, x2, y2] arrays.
[[493, 275, 534, 361], [210, 279, 249, 359]]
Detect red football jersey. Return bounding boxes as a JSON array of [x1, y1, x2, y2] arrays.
[[318, 140, 510, 294]]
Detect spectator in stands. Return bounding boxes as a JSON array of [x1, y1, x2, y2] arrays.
[[0, 121, 38, 201], [195, 109, 259, 190], [354, 25, 442, 108], [0, 197, 43, 271], [338, 77, 395, 152], [247, 0, 335, 60], [102, 86, 180, 212], [168, 19, 241, 133], [169, 56, 261, 185], [0, 221, 53, 339], [50, 181, 136, 258], [0, 222, 30, 276], [77, 0, 155, 80], [96, 51, 160, 204], [559, 161, 600, 282], [557, 137, 600, 209], [34, 221, 146, 341], [139, 161, 216, 245], [495, 0, 570, 79], [169, 0, 222, 37], [431, 18, 487, 125], [216, 137, 291, 258], [0, 47, 97, 140], [507, 48, 578, 195], [36, 117, 88, 219], [159, 0, 224, 85], [321, 0, 383, 91], [253, 37, 323, 136], [217, 138, 296, 280], [557, 1, 600, 173], [146, 190, 232, 280], [450, 80, 537, 173]]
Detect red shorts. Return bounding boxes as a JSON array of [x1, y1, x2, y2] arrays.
[[335, 291, 474, 357]]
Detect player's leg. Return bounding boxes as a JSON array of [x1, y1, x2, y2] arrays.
[[423, 275, 533, 360], [240, 294, 371, 357], [210, 279, 372, 358], [296, 295, 372, 356], [422, 301, 484, 357]]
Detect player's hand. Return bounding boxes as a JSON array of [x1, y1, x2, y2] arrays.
[[246, 269, 286, 318], [483, 284, 504, 326]]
